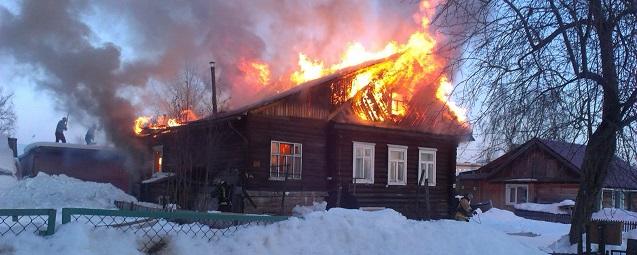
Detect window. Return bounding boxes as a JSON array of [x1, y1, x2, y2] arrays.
[[418, 148, 437, 186], [152, 145, 163, 173], [353, 142, 375, 184], [387, 145, 407, 185], [605, 189, 626, 209], [505, 184, 529, 205], [391, 92, 406, 115], [270, 141, 302, 180]]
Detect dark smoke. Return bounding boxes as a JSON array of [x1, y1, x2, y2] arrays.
[[0, 0, 421, 151]]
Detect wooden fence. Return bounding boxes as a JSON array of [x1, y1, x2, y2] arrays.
[[514, 209, 637, 232]]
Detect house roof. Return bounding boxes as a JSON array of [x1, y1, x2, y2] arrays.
[[458, 138, 637, 189], [188, 54, 470, 137]]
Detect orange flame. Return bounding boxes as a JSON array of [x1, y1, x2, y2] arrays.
[[239, 59, 271, 86], [133, 109, 199, 135], [290, 1, 467, 124]]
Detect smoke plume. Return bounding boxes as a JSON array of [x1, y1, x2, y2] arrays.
[[0, 0, 424, 149]]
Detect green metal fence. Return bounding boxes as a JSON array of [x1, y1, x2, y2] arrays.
[[0, 209, 56, 236], [61, 208, 289, 252]]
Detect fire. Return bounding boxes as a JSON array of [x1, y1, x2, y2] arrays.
[[290, 1, 467, 124], [134, 109, 199, 135], [238, 59, 271, 86]]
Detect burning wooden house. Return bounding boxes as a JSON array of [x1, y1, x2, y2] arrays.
[[136, 52, 471, 218]]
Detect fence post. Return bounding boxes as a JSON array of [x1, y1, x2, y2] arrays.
[[61, 208, 71, 224], [45, 209, 56, 236]]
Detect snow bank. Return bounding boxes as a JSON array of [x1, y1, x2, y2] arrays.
[[0, 208, 546, 255], [513, 200, 575, 214], [291, 201, 327, 216], [0, 223, 142, 255], [0, 172, 136, 209], [162, 209, 544, 255], [479, 208, 570, 251], [593, 208, 637, 222]]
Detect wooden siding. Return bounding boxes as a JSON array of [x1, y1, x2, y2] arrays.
[[245, 114, 328, 192], [490, 145, 580, 182], [328, 123, 458, 219]]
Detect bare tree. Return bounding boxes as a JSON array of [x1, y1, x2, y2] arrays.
[[154, 62, 212, 121], [0, 87, 16, 136], [433, 0, 637, 244]]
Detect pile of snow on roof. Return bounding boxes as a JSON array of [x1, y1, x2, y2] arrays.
[[0, 172, 136, 209], [513, 200, 575, 214], [593, 208, 637, 222]]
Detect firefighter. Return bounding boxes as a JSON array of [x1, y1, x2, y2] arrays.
[[216, 181, 232, 212], [55, 117, 68, 143], [455, 193, 474, 222]]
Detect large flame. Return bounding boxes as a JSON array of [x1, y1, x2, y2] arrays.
[[134, 109, 199, 135], [133, 1, 467, 135], [239, 59, 271, 86], [289, 1, 467, 124]]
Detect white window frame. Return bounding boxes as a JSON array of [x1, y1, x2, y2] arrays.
[[505, 184, 529, 205], [418, 147, 437, 186], [269, 141, 302, 181], [387, 145, 407, 185], [353, 142, 375, 184]]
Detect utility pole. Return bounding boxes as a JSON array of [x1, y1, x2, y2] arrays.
[[209, 61, 218, 115]]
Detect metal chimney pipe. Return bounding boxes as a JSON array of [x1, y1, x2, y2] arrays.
[[209, 61, 218, 114]]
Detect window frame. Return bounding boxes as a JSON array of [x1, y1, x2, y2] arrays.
[[387, 145, 408, 186], [353, 142, 375, 184], [505, 184, 529, 205], [418, 147, 437, 186], [269, 140, 303, 181]]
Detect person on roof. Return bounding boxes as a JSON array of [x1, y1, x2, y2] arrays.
[[455, 193, 474, 222], [85, 124, 97, 145], [55, 117, 68, 143]]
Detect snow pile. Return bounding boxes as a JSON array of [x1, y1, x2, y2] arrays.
[[0, 208, 546, 255], [479, 208, 570, 250], [163, 209, 544, 255], [593, 208, 637, 222], [0, 172, 136, 209], [0, 223, 143, 255], [291, 201, 327, 216], [514, 200, 575, 214]]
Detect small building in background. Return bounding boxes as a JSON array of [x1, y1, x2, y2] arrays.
[[18, 142, 133, 193], [457, 138, 637, 211]]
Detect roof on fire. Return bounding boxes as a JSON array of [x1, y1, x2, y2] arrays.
[[191, 54, 471, 137]]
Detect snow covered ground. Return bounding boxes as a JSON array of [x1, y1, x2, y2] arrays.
[[477, 208, 571, 252], [0, 172, 136, 210], [0, 208, 545, 255], [3, 172, 634, 254]]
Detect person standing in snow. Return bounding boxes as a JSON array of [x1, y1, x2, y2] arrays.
[[85, 124, 97, 145], [55, 117, 68, 143], [455, 193, 474, 222]]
